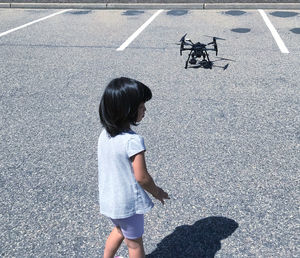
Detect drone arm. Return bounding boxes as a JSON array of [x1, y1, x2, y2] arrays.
[[180, 42, 192, 55], [182, 43, 193, 48], [205, 48, 215, 51], [205, 47, 218, 56], [182, 47, 193, 51]]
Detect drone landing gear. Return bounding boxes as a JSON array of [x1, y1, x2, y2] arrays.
[[185, 50, 193, 69]]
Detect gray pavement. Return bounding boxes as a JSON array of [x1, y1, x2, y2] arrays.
[[1, 7, 300, 258]]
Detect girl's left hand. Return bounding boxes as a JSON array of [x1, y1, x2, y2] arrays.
[[153, 187, 170, 205]]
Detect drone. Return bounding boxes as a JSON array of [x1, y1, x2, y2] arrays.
[[179, 33, 220, 69]]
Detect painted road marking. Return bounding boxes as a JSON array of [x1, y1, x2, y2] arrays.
[[117, 9, 163, 51], [258, 9, 289, 54], [0, 9, 72, 38]]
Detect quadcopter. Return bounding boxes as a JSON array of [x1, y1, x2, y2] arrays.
[[179, 33, 219, 69]]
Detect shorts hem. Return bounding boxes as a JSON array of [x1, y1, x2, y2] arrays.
[[124, 233, 144, 240]]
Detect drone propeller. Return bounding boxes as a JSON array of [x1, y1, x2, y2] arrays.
[[217, 57, 235, 62], [180, 33, 187, 43], [203, 35, 226, 41], [223, 64, 229, 70], [213, 37, 218, 56], [179, 33, 187, 56], [210, 63, 229, 70]]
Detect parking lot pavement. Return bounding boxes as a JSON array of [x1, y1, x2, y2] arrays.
[[0, 8, 299, 257]]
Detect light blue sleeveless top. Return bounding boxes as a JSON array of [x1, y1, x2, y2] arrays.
[[98, 129, 154, 219]]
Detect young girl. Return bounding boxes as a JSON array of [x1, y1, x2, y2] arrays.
[[98, 77, 169, 258]]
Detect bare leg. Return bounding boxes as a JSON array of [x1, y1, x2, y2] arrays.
[[104, 226, 124, 258], [125, 237, 145, 258]]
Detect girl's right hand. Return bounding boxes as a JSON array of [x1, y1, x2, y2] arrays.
[[153, 187, 170, 205]]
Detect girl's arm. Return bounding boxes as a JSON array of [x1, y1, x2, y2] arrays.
[[131, 151, 169, 204]]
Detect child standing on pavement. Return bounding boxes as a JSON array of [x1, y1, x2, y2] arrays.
[[98, 77, 169, 258]]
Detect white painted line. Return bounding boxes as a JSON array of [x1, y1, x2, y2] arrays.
[[258, 9, 289, 54], [117, 9, 163, 51], [0, 9, 72, 38]]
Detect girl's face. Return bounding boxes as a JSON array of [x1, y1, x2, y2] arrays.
[[136, 102, 146, 122]]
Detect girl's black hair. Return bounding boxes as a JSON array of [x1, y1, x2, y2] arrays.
[[99, 77, 152, 137]]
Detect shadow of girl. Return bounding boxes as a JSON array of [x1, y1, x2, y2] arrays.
[[146, 216, 238, 258]]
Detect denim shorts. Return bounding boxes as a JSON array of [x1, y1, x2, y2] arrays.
[[111, 214, 144, 239]]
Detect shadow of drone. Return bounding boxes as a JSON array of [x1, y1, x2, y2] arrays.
[[146, 216, 239, 258]]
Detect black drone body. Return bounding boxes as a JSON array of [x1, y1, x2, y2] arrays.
[[180, 34, 218, 69]]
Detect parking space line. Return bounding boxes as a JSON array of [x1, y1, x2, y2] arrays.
[[0, 9, 72, 38], [117, 9, 163, 51], [258, 9, 289, 54]]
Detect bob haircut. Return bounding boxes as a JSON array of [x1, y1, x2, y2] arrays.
[[99, 77, 152, 137]]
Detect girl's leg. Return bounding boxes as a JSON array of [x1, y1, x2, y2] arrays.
[[104, 226, 124, 258], [124, 237, 145, 258]]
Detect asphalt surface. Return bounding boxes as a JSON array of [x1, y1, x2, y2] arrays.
[[0, 7, 300, 258]]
